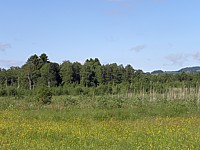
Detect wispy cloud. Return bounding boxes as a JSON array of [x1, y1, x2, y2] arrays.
[[165, 51, 200, 67], [192, 51, 200, 62], [0, 59, 23, 68], [165, 53, 189, 66], [0, 43, 11, 51], [130, 44, 146, 52]]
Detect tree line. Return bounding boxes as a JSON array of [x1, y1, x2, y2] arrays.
[[0, 53, 200, 97]]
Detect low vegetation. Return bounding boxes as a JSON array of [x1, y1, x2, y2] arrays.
[[0, 95, 199, 149], [1, 109, 199, 149], [0, 53, 200, 149]]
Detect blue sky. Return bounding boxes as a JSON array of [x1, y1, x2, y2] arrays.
[[1, 0, 200, 72]]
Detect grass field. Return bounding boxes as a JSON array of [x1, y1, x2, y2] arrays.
[[0, 96, 200, 149]]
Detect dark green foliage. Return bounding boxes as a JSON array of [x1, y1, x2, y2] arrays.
[[0, 95, 199, 121], [40, 62, 61, 87], [60, 61, 74, 85], [74, 86, 84, 95], [1, 53, 200, 101], [72, 62, 82, 84], [0, 88, 6, 96], [80, 58, 101, 87], [97, 97, 125, 109], [5, 86, 17, 96], [0, 87, 24, 97], [64, 96, 78, 107], [36, 86, 52, 104], [51, 86, 63, 96]]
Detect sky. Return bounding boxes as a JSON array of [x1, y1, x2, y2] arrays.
[[1, 0, 200, 72]]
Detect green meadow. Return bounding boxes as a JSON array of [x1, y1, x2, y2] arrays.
[[0, 96, 199, 149]]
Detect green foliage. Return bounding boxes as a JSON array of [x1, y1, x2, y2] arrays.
[[36, 86, 52, 104], [97, 97, 125, 109], [0, 95, 199, 118], [0, 88, 6, 96], [40, 62, 61, 87], [51, 86, 63, 96], [74, 86, 84, 95], [2, 53, 200, 100], [60, 61, 73, 85], [64, 96, 78, 107]]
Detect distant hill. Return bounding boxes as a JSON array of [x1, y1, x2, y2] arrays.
[[151, 70, 164, 74], [151, 66, 200, 74], [177, 66, 200, 73]]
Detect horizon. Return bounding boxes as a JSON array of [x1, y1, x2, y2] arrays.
[[1, 52, 200, 73], [1, 0, 200, 72]]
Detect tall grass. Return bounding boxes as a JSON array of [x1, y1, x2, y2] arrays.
[[0, 110, 199, 149], [0, 95, 199, 118], [0, 95, 199, 149]]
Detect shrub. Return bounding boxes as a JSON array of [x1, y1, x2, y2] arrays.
[[64, 96, 78, 107], [36, 86, 52, 104], [0, 88, 6, 96], [5, 86, 17, 96], [97, 97, 125, 109]]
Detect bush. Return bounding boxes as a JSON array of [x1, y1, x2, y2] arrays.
[[74, 86, 84, 95], [51, 87, 63, 96], [97, 97, 125, 109], [64, 96, 78, 107], [5, 86, 17, 96], [36, 86, 52, 104], [0, 88, 6, 96], [15, 88, 24, 99]]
